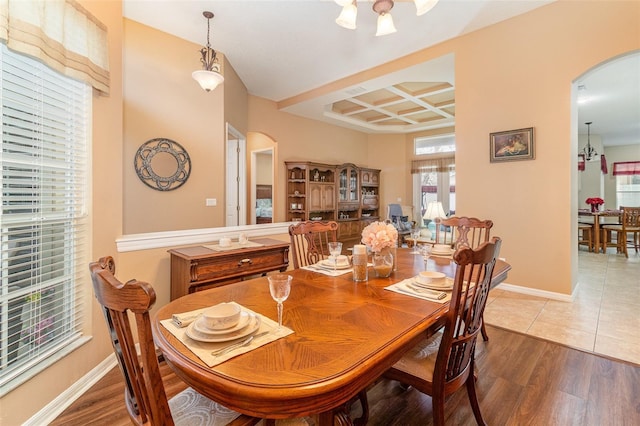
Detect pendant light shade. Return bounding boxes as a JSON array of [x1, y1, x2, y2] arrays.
[[414, 0, 439, 16], [336, 1, 357, 29], [193, 11, 224, 92], [375, 12, 397, 36]]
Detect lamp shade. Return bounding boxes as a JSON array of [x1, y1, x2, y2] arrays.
[[336, 3, 357, 29], [423, 201, 447, 221], [192, 69, 224, 92], [414, 0, 439, 16], [376, 13, 397, 36]]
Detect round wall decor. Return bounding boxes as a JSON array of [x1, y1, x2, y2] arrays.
[[134, 138, 191, 191]]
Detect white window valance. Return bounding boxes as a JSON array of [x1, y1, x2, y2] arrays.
[[0, 0, 110, 94], [411, 155, 455, 174]]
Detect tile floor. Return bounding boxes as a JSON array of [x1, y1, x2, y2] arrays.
[[484, 248, 640, 365]]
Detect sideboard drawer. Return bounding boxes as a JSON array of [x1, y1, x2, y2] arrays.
[[169, 238, 290, 300], [192, 248, 288, 282]]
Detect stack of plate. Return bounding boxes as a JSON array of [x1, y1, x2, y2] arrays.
[[318, 258, 351, 270], [186, 309, 261, 343], [413, 271, 454, 291], [431, 245, 454, 256]]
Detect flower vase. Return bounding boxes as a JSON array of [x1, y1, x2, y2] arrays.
[[373, 250, 393, 278], [591, 204, 600, 213]]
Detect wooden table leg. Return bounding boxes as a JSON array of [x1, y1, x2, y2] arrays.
[[593, 216, 601, 253]]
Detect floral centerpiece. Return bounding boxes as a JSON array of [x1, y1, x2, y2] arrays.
[[361, 221, 398, 252], [585, 197, 604, 212]]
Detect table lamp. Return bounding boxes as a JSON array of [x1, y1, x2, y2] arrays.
[[422, 201, 447, 240]]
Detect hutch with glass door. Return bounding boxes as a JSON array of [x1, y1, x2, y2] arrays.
[[286, 161, 380, 248]]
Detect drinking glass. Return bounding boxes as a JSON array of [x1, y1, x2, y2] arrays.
[[410, 226, 421, 254], [268, 274, 292, 331], [328, 242, 343, 271], [419, 244, 432, 270]]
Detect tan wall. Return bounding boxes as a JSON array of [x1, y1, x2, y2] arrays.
[[123, 19, 228, 234], [451, 1, 638, 294], [224, 56, 249, 136], [0, 1, 124, 424]]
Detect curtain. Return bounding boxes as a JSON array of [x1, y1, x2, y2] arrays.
[[613, 161, 640, 176], [411, 155, 455, 174], [0, 0, 110, 94], [600, 155, 608, 174]]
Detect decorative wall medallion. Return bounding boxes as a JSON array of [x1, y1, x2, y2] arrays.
[[134, 138, 191, 191]]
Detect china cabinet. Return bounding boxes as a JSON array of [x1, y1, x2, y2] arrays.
[[285, 161, 379, 248]]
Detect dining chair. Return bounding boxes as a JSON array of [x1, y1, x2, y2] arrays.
[[601, 206, 640, 257], [383, 237, 502, 426], [578, 223, 594, 252], [434, 216, 494, 251], [434, 216, 494, 341], [288, 220, 339, 269], [89, 256, 260, 426]]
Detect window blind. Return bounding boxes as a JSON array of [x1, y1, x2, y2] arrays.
[[0, 43, 90, 393]]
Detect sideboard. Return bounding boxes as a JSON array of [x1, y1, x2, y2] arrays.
[[168, 238, 290, 300]]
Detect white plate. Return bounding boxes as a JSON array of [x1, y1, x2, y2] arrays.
[[186, 313, 261, 343], [319, 260, 351, 270], [431, 249, 453, 256], [192, 310, 251, 335], [413, 277, 454, 290]]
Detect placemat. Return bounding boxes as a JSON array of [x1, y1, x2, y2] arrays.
[[385, 278, 452, 304], [161, 302, 293, 367], [204, 241, 265, 252]]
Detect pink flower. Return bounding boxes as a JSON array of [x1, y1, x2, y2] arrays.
[[361, 221, 398, 252]]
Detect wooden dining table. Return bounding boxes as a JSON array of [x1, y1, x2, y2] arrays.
[[578, 209, 621, 253], [152, 248, 511, 425]]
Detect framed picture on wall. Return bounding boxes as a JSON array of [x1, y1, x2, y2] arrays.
[[489, 127, 535, 163]]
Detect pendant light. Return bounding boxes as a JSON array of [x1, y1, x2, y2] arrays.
[[192, 11, 224, 92], [583, 121, 598, 161]]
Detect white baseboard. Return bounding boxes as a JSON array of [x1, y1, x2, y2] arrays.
[[495, 281, 576, 302], [24, 354, 117, 426]]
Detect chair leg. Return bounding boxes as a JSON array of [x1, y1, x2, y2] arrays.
[[466, 372, 487, 426], [480, 318, 489, 341], [432, 393, 446, 426]]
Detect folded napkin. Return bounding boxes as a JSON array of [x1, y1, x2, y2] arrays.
[[161, 303, 293, 367], [301, 261, 353, 276], [203, 241, 265, 252], [385, 279, 451, 304]]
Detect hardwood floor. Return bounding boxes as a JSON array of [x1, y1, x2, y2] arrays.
[[51, 326, 640, 426]]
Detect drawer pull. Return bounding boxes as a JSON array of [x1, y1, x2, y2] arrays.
[[238, 258, 253, 266]]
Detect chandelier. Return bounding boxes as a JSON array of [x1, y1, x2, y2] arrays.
[[335, 0, 439, 36], [583, 121, 598, 161], [192, 11, 224, 92]]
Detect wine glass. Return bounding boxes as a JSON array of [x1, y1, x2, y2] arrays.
[[419, 244, 432, 271], [327, 241, 343, 271], [268, 274, 292, 332], [410, 226, 421, 254]]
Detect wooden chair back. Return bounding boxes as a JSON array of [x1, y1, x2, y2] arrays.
[[89, 256, 173, 426], [437, 238, 502, 394], [434, 216, 493, 250], [621, 206, 640, 228], [288, 221, 338, 269]]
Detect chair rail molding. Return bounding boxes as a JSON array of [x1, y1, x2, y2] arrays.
[[116, 222, 291, 252]]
